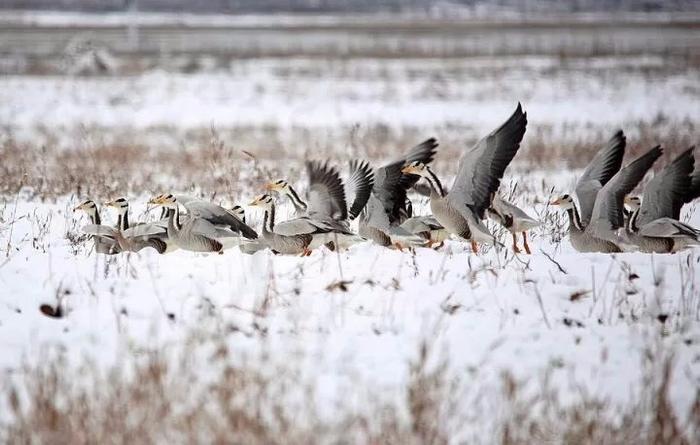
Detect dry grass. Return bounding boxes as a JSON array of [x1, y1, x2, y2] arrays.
[[2, 330, 698, 444], [1, 119, 697, 201]]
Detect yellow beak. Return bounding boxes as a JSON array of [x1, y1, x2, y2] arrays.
[[549, 198, 560, 205], [265, 182, 282, 191], [401, 165, 418, 174]]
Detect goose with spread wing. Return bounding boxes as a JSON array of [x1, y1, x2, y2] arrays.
[[550, 130, 626, 253], [584, 146, 664, 251], [401, 104, 527, 253], [148, 194, 258, 253], [265, 160, 374, 249], [74, 200, 121, 254], [104, 197, 173, 253], [359, 138, 439, 248], [623, 147, 700, 252]]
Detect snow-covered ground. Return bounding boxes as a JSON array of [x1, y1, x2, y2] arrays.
[[1, 173, 699, 436]]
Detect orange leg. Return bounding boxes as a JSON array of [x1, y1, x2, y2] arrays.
[[511, 232, 521, 254], [393, 242, 406, 252], [522, 231, 531, 255], [300, 247, 312, 257], [470, 239, 479, 254]]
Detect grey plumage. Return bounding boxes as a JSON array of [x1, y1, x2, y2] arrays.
[[575, 130, 627, 227], [588, 146, 663, 248], [402, 103, 527, 250], [360, 138, 438, 246]]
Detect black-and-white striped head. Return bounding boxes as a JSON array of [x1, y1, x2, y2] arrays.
[[104, 197, 129, 212], [230, 204, 246, 222], [249, 194, 274, 209], [550, 194, 575, 210], [624, 196, 641, 210], [401, 161, 428, 177], [148, 193, 177, 208], [74, 199, 98, 214]]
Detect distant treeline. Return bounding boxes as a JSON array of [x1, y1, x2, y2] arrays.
[[0, 0, 698, 13]]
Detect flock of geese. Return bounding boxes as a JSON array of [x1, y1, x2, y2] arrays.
[[73, 103, 700, 257]]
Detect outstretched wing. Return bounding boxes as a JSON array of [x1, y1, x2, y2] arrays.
[[575, 130, 626, 226], [345, 160, 374, 221], [306, 161, 347, 220], [448, 103, 527, 219], [589, 146, 663, 236], [638, 147, 694, 226], [372, 138, 438, 225], [184, 200, 257, 239]]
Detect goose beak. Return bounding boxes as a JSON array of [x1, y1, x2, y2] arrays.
[[401, 165, 419, 175], [72, 205, 81, 212], [549, 198, 561, 205], [248, 198, 260, 207], [265, 182, 282, 192], [103, 200, 116, 207], [148, 197, 161, 205]]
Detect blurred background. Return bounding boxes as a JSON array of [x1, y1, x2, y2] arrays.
[[0, 0, 699, 184]]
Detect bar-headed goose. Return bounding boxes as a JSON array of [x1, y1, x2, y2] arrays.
[[148, 194, 257, 253], [585, 146, 663, 251], [401, 104, 527, 253], [74, 200, 121, 254], [248, 194, 313, 256], [487, 194, 541, 254], [550, 130, 626, 252], [624, 147, 700, 252], [359, 138, 438, 248], [266, 160, 374, 249]]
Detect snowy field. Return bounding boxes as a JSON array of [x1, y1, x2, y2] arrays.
[[1, 16, 700, 442]]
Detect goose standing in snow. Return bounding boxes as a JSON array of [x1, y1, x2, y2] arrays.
[[104, 197, 172, 252], [73, 200, 121, 254], [148, 194, 257, 253], [265, 160, 374, 249], [359, 138, 439, 248], [550, 130, 626, 253], [487, 194, 541, 254], [584, 146, 663, 251], [401, 103, 527, 253], [248, 194, 313, 255], [623, 148, 700, 252]]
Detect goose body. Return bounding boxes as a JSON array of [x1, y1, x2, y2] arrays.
[[487, 194, 541, 253], [249, 194, 312, 255], [149, 194, 257, 253], [359, 138, 438, 248], [551, 131, 627, 253], [402, 104, 528, 253], [267, 160, 374, 250], [74, 200, 121, 254]]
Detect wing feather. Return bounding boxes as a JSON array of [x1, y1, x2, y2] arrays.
[[448, 103, 527, 218]]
